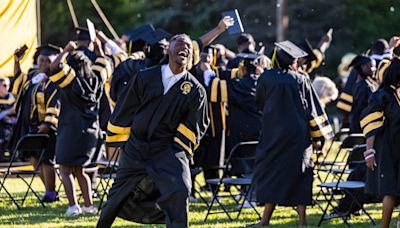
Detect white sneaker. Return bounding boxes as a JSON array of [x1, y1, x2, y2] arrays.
[[82, 205, 97, 215], [65, 205, 82, 216]]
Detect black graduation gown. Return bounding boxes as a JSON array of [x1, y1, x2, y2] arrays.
[[226, 74, 262, 151], [361, 86, 400, 197], [336, 68, 358, 115], [253, 69, 334, 206], [349, 79, 373, 133], [100, 65, 209, 225], [109, 58, 147, 104], [49, 56, 111, 166], [8, 72, 59, 163]]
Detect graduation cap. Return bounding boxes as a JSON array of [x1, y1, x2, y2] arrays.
[[273, 40, 308, 68], [147, 29, 171, 45], [75, 27, 91, 41], [36, 44, 62, 56], [128, 24, 155, 42]]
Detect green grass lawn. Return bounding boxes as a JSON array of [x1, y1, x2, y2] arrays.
[[0, 174, 396, 228]]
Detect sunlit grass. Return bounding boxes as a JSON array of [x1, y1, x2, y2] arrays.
[[0, 173, 393, 228]]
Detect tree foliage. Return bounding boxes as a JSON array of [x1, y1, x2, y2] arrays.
[[40, 0, 400, 76]]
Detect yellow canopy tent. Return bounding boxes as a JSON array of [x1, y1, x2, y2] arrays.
[[0, 0, 39, 77]]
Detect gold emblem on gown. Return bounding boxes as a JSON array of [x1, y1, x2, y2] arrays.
[[180, 81, 193, 95]]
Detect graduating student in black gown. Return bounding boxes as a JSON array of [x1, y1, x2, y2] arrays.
[[347, 56, 377, 133], [254, 41, 334, 226], [49, 40, 111, 215], [97, 34, 209, 228], [362, 58, 400, 228], [8, 45, 61, 203]]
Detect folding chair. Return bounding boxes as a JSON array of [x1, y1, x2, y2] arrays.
[[0, 134, 49, 209], [96, 146, 121, 212], [317, 144, 376, 227], [314, 134, 366, 209], [204, 141, 261, 221]]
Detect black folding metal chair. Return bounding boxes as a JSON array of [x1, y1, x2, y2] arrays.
[[96, 146, 121, 212], [317, 144, 376, 227], [204, 141, 261, 221], [0, 134, 49, 209], [314, 134, 365, 209]]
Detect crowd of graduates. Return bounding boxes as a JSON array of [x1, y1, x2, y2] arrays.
[[0, 13, 400, 227]]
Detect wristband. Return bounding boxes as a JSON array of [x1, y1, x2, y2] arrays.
[[363, 149, 376, 158], [365, 154, 375, 160]]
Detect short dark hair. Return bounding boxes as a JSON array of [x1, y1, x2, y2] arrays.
[[170, 34, 192, 44], [237, 33, 255, 46], [382, 57, 400, 88], [371, 39, 389, 55]]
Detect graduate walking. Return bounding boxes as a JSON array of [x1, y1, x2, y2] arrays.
[[253, 41, 334, 226]]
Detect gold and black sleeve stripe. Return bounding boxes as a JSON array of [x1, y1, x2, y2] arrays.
[[49, 64, 76, 88], [11, 71, 28, 96], [106, 122, 131, 144], [92, 56, 112, 82], [360, 111, 384, 138], [336, 92, 353, 113], [111, 52, 128, 69], [306, 49, 324, 74], [375, 59, 390, 85], [174, 123, 199, 156]]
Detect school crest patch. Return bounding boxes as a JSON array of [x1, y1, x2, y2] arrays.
[[180, 81, 193, 95]]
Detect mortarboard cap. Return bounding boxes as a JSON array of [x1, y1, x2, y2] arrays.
[[75, 27, 91, 41], [147, 29, 171, 45], [128, 24, 155, 42], [273, 40, 308, 69], [36, 44, 62, 56], [275, 41, 308, 59]]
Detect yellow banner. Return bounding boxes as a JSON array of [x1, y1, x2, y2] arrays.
[[0, 0, 38, 77]]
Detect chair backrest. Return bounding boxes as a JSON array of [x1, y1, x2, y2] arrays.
[[334, 128, 350, 142], [226, 141, 258, 176], [11, 134, 49, 161], [348, 144, 366, 166], [340, 134, 365, 149]]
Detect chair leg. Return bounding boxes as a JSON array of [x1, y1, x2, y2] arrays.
[[204, 185, 218, 221], [236, 185, 251, 219], [19, 174, 45, 208], [318, 189, 335, 226], [0, 175, 21, 209]]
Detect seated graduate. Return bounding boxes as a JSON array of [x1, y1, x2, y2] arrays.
[[0, 76, 15, 162], [49, 39, 111, 216], [8, 44, 61, 203], [361, 58, 400, 228], [253, 41, 334, 226], [347, 56, 377, 133], [98, 34, 209, 228]]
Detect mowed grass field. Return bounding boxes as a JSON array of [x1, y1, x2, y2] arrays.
[[0, 173, 396, 228]]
